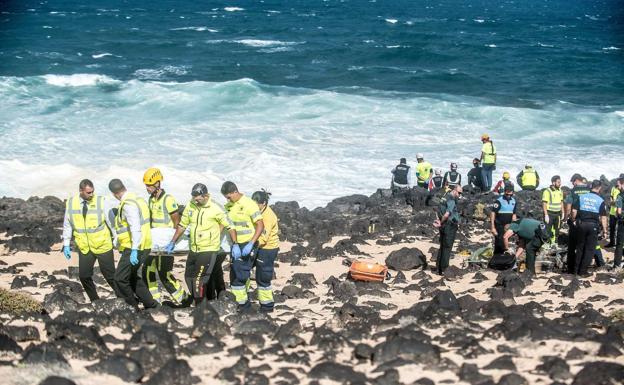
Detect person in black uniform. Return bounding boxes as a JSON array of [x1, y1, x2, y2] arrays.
[[391, 158, 412, 194], [563, 173, 590, 274], [443, 162, 462, 189], [571, 179, 608, 276], [433, 185, 462, 275], [490, 183, 518, 254], [467, 158, 484, 191]]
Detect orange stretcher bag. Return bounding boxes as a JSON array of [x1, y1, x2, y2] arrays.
[[348, 260, 388, 282]]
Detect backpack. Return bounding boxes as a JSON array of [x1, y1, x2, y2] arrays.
[[488, 252, 517, 270], [348, 260, 388, 282]]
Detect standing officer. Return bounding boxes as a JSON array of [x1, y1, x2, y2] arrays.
[[542, 175, 564, 246], [563, 173, 590, 274], [143, 167, 190, 306], [612, 177, 624, 268], [479, 134, 496, 191], [570, 180, 608, 276], [390, 158, 412, 193], [443, 162, 462, 189], [109, 179, 158, 310], [433, 185, 462, 275], [62, 179, 119, 301], [221, 181, 265, 308], [607, 176, 623, 247], [415, 153, 433, 188], [490, 183, 517, 254]]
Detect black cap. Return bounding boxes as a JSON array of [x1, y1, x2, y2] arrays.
[[591, 179, 602, 190], [551, 175, 561, 183], [619, 173, 624, 179], [504, 182, 514, 192], [191, 183, 208, 197], [570, 173, 583, 182], [400, 158, 406, 164]]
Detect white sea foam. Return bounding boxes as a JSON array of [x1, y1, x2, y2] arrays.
[[92, 53, 114, 59], [486, 44, 497, 48], [42, 74, 116, 87], [206, 39, 301, 47], [0, 76, 622, 208], [602, 46, 620, 51], [224, 7, 244, 12], [474, 19, 485, 23], [171, 26, 218, 32], [385, 18, 398, 24], [538, 43, 554, 48]]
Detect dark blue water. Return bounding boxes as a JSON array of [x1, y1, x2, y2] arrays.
[[1, 0, 623, 108]]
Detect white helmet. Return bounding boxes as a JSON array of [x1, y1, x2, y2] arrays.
[[416, 153, 424, 159]]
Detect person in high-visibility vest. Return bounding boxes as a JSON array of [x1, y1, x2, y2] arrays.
[[143, 167, 191, 306], [62, 179, 119, 301], [221, 181, 265, 309], [613, 177, 624, 269], [415, 153, 433, 188], [542, 175, 564, 246], [607, 176, 623, 248], [109, 178, 158, 310], [479, 134, 496, 190], [516, 164, 540, 191]]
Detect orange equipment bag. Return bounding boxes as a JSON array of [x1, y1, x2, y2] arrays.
[[348, 260, 388, 282]]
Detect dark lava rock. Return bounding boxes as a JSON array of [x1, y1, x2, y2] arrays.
[[310, 326, 349, 353], [392, 270, 406, 284], [92, 298, 136, 314], [244, 372, 270, 385], [594, 273, 623, 285], [144, 359, 200, 385], [536, 356, 571, 381], [587, 294, 609, 302], [1, 325, 40, 342], [385, 247, 426, 270], [484, 355, 516, 371], [497, 373, 527, 385], [286, 273, 318, 289], [414, 379, 435, 385], [21, 343, 68, 365], [308, 361, 367, 384], [443, 265, 467, 280], [275, 319, 305, 348], [354, 343, 374, 360], [472, 271, 489, 282], [373, 337, 440, 365], [47, 321, 109, 360], [38, 377, 76, 385], [459, 363, 494, 385], [327, 279, 358, 302], [0, 333, 22, 353], [42, 291, 80, 313], [372, 368, 400, 385], [565, 347, 586, 360], [597, 343, 622, 357], [424, 290, 460, 318], [180, 330, 224, 355], [86, 355, 144, 382], [495, 271, 528, 296], [571, 361, 624, 385], [10, 275, 37, 289], [337, 302, 381, 326], [191, 301, 230, 338]]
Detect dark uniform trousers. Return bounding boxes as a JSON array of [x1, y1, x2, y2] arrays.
[[115, 248, 158, 309], [566, 221, 578, 274], [493, 221, 508, 254], [575, 220, 599, 275], [185, 251, 218, 305], [609, 215, 618, 245], [524, 237, 543, 274], [78, 249, 119, 301], [613, 220, 624, 267], [206, 252, 227, 300], [437, 222, 458, 274]]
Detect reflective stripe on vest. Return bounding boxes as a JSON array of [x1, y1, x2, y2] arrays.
[[482, 142, 496, 164], [149, 193, 173, 228], [115, 193, 152, 251], [497, 196, 516, 214], [66, 195, 112, 254], [446, 171, 460, 186], [521, 169, 537, 187], [579, 193, 604, 214], [545, 188, 563, 212], [610, 187, 620, 216]]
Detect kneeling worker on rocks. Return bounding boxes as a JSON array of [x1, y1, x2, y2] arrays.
[[433, 185, 462, 275], [221, 181, 265, 309], [109, 179, 158, 309], [503, 217, 548, 274], [165, 183, 235, 305]]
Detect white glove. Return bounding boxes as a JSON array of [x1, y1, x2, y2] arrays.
[[544, 214, 550, 224]]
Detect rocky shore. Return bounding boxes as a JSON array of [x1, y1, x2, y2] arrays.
[[0, 185, 623, 385]]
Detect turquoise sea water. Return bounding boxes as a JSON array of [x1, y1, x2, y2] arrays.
[[0, 0, 622, 207]]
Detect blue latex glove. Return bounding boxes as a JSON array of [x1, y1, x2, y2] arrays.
[[165, 241, 175, 254], [129, 249, 139, 266], [231, 244, 242, 260], [63, 246, 71, 260], [242, 241, 254, 257]]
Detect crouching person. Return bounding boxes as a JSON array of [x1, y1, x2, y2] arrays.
[[503, 218, 548, 275], [251, 190, 280, 312]]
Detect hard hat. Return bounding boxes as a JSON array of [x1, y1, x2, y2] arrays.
[[143, 167, 163, 185], [450, 162, 458, 170], [435, 169, 442, 176], [416, 153, 424, 159], [503, 171, 510, 179], [525, 164, 532, 168], [481, 133, 490, 140]]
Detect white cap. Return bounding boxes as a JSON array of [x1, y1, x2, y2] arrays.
[[416, 153, 424, 159], [435, 169, 442, 176]]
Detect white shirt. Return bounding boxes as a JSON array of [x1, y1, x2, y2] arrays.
[[119, 191, 143, 250]]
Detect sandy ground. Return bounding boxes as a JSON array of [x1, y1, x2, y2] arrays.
[[0, 235, 623, 385]]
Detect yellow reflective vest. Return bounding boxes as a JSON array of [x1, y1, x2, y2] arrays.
[[148, 192, 178, 228], [542, 187, 563, 212], [114, 192, 152, 251], [416, 162, 432, 183], [610, 186, 620, 216], [180, 199, 232, 252], [521, 168, 537, 188], [224, 195, 263, 244], [65, 195, 112, 255], [482, 141, 496, 165], [258, 206, 279, 250]]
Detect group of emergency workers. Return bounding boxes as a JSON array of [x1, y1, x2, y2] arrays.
[[391, 133, 624, 276], [62, 168, 280, 311]]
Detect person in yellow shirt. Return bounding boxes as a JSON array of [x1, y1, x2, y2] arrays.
[[251, 189, 280, 311], [415, 153, 433, 188], [542, 175, 564, 246], [221, 181, 264, 309], [479, 134, 497, 190], [165, 183, 235, 305], [607, 176, 623, 248]]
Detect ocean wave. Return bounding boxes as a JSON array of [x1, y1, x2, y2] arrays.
[[385, 18, 398, 24], [224, 7, 244, 12], [92, 53, 116, 59], [170, 26, 218, 32], [133, 66, 189, 80], [0, 75, 622, 208], [205, 39, 302, 47]]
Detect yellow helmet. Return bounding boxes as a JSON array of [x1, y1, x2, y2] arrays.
[[143, 167, 163, 185], [503, 171, 510, 179], [481, 133, 490, 140]]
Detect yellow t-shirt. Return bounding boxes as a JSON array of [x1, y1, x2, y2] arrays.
[[258, 206, 279, 249]]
